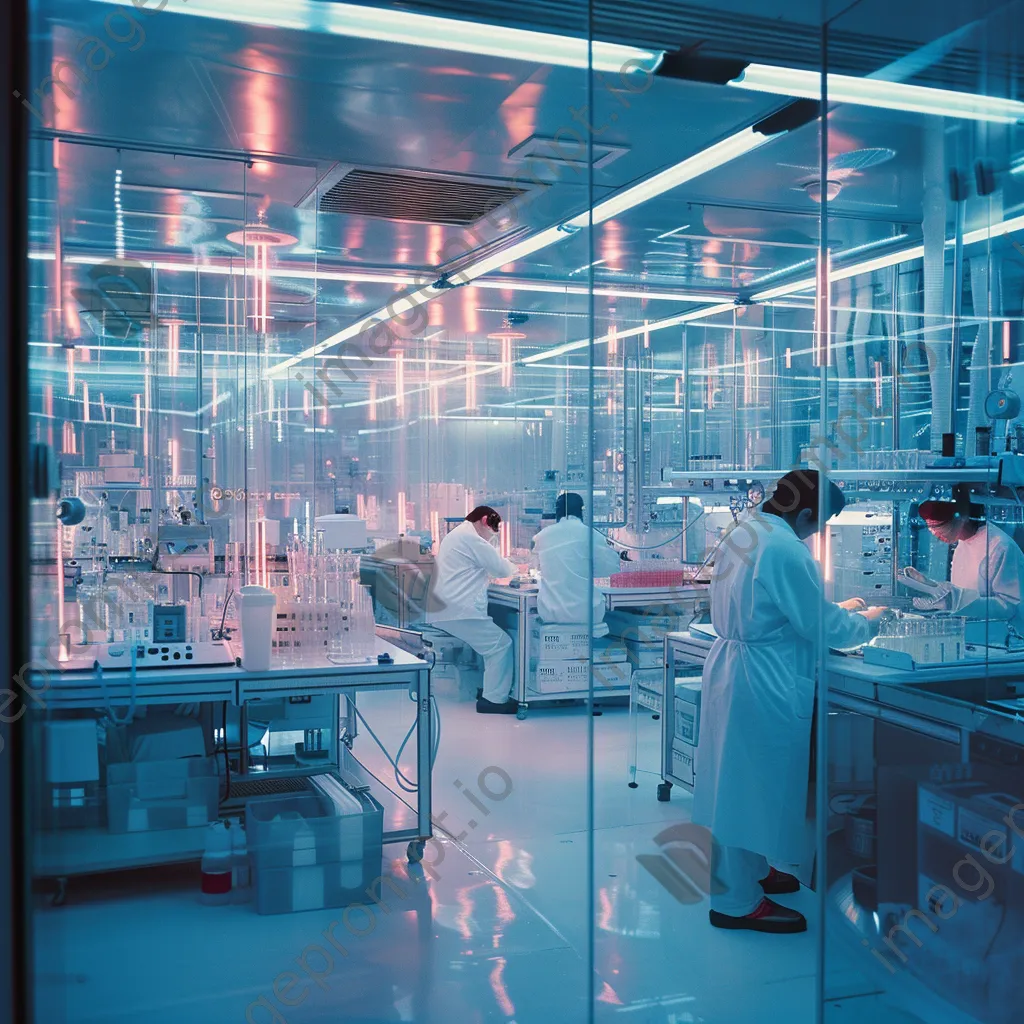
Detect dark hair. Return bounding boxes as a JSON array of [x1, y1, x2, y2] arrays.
[[555, 492, 584, 521], [466, 505, 501, 531], [762, 469, 845, 524], [919, 491, 985, 535]]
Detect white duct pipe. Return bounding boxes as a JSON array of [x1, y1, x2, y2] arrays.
[[966, 254, 1002, 450], [832, 280, 855, 461], [922, 121, 952, 450]]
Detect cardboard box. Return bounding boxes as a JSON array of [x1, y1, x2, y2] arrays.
[[531, 659, 591, 693], [593, 639, 628, 665], [626, 640, 663, 670], [593, 659, 631, 689], [107, 757, 219, 833], [606, 611, 688, 643], [674, 682, 702, 744], [531, 624, 591, 660], [671, 740, 695, 787], [530, 658, 631, 694]]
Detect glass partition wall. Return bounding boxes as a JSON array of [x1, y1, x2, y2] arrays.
[[820, 4, 1024, 1024], [16, 1, 1024, 1023], [23, 0, 599, 1020]]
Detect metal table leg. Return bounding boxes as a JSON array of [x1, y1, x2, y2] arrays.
[[408, 667, 433, 863]]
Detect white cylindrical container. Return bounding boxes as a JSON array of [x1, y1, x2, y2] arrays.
[[200, 820, 233, 905], [239, 585, 276, 671]]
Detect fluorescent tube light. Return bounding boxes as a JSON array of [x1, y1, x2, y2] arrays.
[[564, 128, 774, 228], [455, 226, 569, 284], [270, 284, 445, 376], [730, 64, 1024, 124], [751, 243, 925, 302], [522, 300, 737, 364], [963, 213, 1024, 246], [474, 279, 727, 303], [271, 125, 770, 372], [733, 214, 1023, 310], [96, 0, 662, 73]]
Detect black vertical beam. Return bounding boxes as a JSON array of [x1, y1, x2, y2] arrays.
[[2, 0, 32, 1019]]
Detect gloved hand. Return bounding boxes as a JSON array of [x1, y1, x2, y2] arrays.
[[899, 566, 954, 609], [839, 597, 867, 611], [913, 589, 953, 611], [858, 605, 892, 637], [859, 606, 890, 622]]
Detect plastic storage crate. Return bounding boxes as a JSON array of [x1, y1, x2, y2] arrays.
[[247, 787, 384, 915], [107, 757, 220, 833]]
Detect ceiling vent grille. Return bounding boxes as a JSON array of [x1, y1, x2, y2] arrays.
[[318, 169, 528, 227]]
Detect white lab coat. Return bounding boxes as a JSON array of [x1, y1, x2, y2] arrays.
[[426, 521, 517, 623], [533, 516, 622, 633], [949, 523, 1024, 637], [692, 514, 871, 877]]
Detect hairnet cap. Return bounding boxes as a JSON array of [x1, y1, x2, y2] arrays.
[[918, 500, 958, 526]]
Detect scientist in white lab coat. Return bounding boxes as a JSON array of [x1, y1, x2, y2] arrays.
[[693, 470, 886, 934], [533, 492, 625, 636], [910, 499, 1024, 640], [427, 506, 520, 715]]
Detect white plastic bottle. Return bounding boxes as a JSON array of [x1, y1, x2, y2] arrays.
[[200, 820, 233, 905]]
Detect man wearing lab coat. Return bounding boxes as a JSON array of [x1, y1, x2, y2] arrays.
[[693, 470, 885, 933], [533, 492, 625, 636], [427, 506, 520, 715], [910, 498, 1024, 641]]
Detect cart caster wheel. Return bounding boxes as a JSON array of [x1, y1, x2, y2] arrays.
[[657, 782, 673, 803], [628, 781, 639, 789], [516, 706, 528, 721], [407, 841, 426, 863], [52, 877, 68, 907], [592, 710, 603, 717]]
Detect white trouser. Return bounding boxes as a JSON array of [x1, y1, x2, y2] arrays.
[[434, 618, 513, 703], [710, 844, 769, 917]]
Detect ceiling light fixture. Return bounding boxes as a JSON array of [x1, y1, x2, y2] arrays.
[[269, 124, 785, 376], [95, 0, 662, 73], [522, 301, 737, 365], [563, 128, 775, 229], [728, 63, 1024, 124], [32, 252, 728, 304]]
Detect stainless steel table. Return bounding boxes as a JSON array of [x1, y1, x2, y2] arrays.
[[31, 640, 434, 888], [486, 582, 709, 719], [657, 629, 1024, 802]]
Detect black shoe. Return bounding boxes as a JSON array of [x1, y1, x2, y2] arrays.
[[476, 697, 519, 715], [709, 898, 807, 934], [476, 688, 483, 701], [760, 867, 800, 895]]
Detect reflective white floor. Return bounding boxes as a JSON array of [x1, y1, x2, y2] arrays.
[[33, 682, 958, 1024]]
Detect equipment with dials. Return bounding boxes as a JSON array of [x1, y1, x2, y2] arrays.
[[59, 640, 235, 671]]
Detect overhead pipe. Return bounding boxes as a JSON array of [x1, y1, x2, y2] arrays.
[[966, 254, 1002, 450], [948, 170, 968, 440], [922, 121, 951, 452]]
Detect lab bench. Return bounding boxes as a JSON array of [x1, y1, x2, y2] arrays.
[[30, 641, 434, 898], [487, 582, 708, 719], [658, 630, 1024, 803]]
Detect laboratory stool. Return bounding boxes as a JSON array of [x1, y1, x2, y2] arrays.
[[418, 624, 483, 700]]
